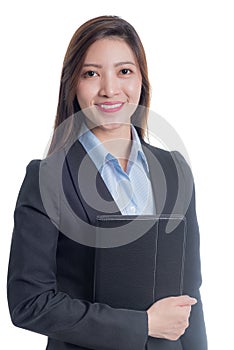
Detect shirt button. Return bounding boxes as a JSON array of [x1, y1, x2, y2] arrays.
[[130, 206, 136, 213]]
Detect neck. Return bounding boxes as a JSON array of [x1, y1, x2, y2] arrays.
[[90, 123, 132, 165]]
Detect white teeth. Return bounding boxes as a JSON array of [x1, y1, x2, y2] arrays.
[[100, 103, 122, 109]]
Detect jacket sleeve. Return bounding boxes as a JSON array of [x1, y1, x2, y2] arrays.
[[7, 160, 148, 350], [172, 151, 208, 350]]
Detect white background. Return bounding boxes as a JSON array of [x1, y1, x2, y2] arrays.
[[1, 1, 234, 349]]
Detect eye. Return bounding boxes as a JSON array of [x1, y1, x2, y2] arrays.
[[120, 68, 132, 75], [83, 70, 98, 78]]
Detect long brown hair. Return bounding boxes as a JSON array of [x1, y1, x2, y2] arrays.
[[48, 15, 151, 155]]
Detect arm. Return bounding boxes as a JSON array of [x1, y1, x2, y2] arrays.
[[144, 150, 207, 349], [7, 160, 148, 350], [179, 186, 208, 349], [173, 151, 208, 349]]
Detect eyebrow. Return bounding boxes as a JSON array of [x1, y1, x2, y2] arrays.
[[82, 61, 136, 68]]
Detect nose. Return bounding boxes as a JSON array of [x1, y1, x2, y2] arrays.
[[99, 72, 121, 98]]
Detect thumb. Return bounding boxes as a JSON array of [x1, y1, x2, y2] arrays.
[[176, 295, 197, 306]]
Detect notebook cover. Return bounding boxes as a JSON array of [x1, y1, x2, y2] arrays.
[[93, 215, 186, 310]]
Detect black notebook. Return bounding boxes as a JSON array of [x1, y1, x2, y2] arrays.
[[93, 215, 187, 311]]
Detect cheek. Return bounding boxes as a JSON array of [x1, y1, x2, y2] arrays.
[[76, 82, 97, 108], [124, 77, 142, 102]]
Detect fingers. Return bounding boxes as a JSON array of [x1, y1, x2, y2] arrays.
[[173, 295, 197, 307], [147, 296, 194, 340]]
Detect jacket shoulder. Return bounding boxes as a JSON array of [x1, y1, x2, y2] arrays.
[[142, 139, 192, 175], [15, 159, 43, 209]]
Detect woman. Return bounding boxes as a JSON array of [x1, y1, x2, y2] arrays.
[[7, 16, 207, 349]]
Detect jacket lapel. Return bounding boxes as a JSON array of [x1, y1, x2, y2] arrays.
[[141, 140, 179, 215], [64, 139, 121, 225]]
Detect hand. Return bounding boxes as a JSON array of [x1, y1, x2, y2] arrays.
[[146, 295, 197, 341]]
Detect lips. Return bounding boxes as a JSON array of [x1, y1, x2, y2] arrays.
[[96, 101, 124, 113]]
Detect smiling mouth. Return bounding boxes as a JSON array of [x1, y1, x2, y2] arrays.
[[96, 102, 124, 113]]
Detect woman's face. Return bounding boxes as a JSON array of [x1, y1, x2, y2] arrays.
[[76, 38, 142, 133]]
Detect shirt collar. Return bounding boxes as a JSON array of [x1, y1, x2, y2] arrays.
[[78, 122, 149, 174], [78, 122, 107, 172], [128, 124, 149, 174]]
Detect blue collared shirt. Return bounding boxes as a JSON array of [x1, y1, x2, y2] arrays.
[[78, 122, 156, 215]]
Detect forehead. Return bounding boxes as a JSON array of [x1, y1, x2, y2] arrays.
[[83, 38, 137, 64]]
